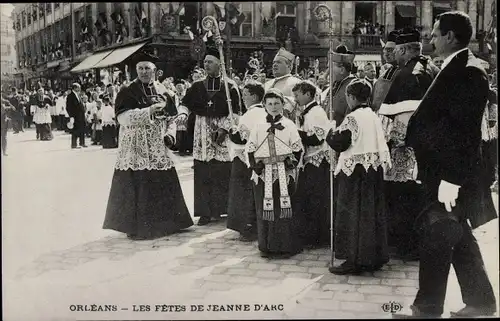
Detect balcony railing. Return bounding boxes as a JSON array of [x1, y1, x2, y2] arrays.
[[353, 34, 382, 52]]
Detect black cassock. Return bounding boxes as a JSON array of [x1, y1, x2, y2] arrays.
[[103, 79, 193, 239], [182, 76, 244, 219]]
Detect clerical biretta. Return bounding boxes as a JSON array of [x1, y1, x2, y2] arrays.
[[181, 43, 244, 226]]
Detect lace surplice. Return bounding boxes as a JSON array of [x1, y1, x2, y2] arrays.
[[115, 108, 177, 171]]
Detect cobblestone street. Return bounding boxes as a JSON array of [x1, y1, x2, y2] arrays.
[[2, 130, 499, 320]]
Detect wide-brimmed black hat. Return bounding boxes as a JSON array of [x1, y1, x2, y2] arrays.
[[130, 50, 159, 65], [387, 30, 399, 44], [396, 28, 421, 45], [204, 46, 220, 60]]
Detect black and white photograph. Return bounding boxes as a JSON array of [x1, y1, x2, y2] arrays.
[[1, 1, 498, 320]]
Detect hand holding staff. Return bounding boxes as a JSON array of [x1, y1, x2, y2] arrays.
[[202, 16, 235, 127]]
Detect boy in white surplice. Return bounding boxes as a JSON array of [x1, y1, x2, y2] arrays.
[[326, 79, 391, 275], [247, 88, 304, 258], [292, 81, 333, 249]]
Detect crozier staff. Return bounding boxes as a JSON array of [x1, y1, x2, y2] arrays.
[[181, 41, 244, 226], [103, 51, 193, 240]]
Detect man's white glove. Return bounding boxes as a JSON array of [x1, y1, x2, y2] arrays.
[[438, 180, 461, 212]]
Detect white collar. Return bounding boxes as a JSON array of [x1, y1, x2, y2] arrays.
[[441, 48, 468, 70], [273, 73, 292, 81], [248, 103, 262, 110], [304, 100, 316, 109]]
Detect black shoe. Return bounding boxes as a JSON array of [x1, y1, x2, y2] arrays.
[[329, 261, 362, 275], [239, 234, 256, 242], [127, 234, 148, 241], [450, 305, 496, 318], [71, 146, 81, 149], [197, 217, 211, 226], [361, 264, 385, 273], [259, 251, 270, 258], [393, 305, 442, 319], [271, 252, 293, 259], [81, 145, 88, 148]]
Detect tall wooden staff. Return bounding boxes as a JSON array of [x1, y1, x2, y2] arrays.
[[313, 4, 336, 271], [201, 15, 235, 127]]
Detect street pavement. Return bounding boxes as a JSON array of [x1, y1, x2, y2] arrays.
[[2, 129, 499, 320]]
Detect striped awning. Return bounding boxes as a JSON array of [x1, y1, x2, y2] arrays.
[[70, 50, 114, 73], [92, 41, 148, 69]]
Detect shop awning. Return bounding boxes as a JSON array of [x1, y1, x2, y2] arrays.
[[396, 5, 417, 18], [92, 42, 148, 69], [70, 50, 114, 73]]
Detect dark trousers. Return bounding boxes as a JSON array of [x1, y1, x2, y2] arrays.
[[385, 181, 424, 257], [413, 183, 496, 316], [186, 113, 196, 151], [58, 115, 65, 130], [35, 123, 41, 139], [71, 129, 85, 148], [24, 114, 32, 128], [93, 130, 103, 145], [12, 115, 24, 133]]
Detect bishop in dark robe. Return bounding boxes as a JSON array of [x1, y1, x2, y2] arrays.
[[181, 45, 244, 226]]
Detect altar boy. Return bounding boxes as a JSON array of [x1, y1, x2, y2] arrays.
[[292, 81, 333, 248], [246, 88, 304, 258]]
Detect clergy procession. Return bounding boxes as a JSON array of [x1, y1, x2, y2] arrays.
[[3, 7, 497, 319]]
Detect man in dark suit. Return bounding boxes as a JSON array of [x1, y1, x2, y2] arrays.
[[394, 11, 497, 318], [66, 83, 87, 149]]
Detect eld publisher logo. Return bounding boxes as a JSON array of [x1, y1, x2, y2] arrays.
[[381, 301, 403, 313]]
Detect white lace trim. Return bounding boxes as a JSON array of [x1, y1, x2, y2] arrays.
[[384, 147, 418, 182], [308, 126, 326, 140], [102, 121, 116, 127], [303, 149, 331, 168], [482, 108, 498, 141], [193, 115, 232, 162], [389, 119, 407, 143], [334, 151, 392, 177], [336, 115, 359, 141], [33, 108, 52, 124], [115, 118, 176, 171], [238, 124, 251, 141]]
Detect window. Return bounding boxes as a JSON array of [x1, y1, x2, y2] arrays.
[[275, 2, 297, 43], [235, 3, 253, 37], [33, 5, 38, 22], [16, 15, 21, 30], [46, 3, 52, 14], [27, 9, 31, 25], [55, 3, 60, 10], [276, 3, 296, 16]]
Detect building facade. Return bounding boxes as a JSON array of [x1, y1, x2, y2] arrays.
[[1, 10, 18, 89], [13, 1, 495, 89]]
